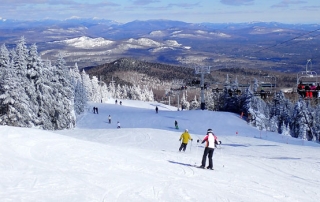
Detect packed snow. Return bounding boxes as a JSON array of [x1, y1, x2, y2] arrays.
[[1, 99, 320, 202]]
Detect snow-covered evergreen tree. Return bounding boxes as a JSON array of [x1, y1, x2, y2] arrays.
[[253, 78, 259, 93], [0, 44, 10, 70], [81, 70, 93, 102], [70, 63, 87, 115], [91, 76, 101, 102], [281, 122, 291, 136], [205, 91, 215, 111], [268, 91, 293, 134], [180, 92, 190, 110], [50, 53, 75, 129], [74, 80, 87, 115], [100, 82, 110, 102], [231, 76, 239, 91], [314, 105, 320, 142], [130, 85, 142, 100], [25, 43, 44, 126], [240, 87, 269, 129], [121, 85, 128, 100], [35, 59, 56, 129], [70, 63, 81, 81], [189, 95, 199, 110], [115, 84, 122, 99], [0, 38, 34, 127], [290, 99, 316, 141], [108, 82, 116, 99]]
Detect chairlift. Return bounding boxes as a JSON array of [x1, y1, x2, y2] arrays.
[[296, 59, 320, 98], [260, 75, 276, 92]]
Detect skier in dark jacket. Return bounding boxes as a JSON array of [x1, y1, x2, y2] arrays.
[[199, 129, 221, 170], [155, 106, 158, 113], [174, 120, 179, 129]]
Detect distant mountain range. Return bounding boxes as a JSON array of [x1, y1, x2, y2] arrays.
[[1, 18, 319, 72]]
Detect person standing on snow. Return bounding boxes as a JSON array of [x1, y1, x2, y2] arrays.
[[117, 121, 121, 128], [174, 120, 179, 129], [155, 106, 158, 113], [108, 115, 111, 124], [179, 129, 193, 152], [199, 129, 221, 170]]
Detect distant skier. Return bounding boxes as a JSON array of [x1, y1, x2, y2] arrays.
[[120, 101, 122, 105], [155, 106, 158, 113], [108, 115, 111, 124], [199, 129, 221, 170], [179, 129, 193, 152], [96, 107, 98, 114], [117, 121, 121, 128], [174, 120, 179, 129], [115, 100, 118, 104]]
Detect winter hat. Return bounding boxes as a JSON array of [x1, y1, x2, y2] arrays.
[[185, 129, 188, 132], [207, 129, 213, 133]]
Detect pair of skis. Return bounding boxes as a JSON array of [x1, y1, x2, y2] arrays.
[[188, 164, 214, 170]]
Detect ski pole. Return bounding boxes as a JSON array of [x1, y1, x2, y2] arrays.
[[196, 139, 199, 154]]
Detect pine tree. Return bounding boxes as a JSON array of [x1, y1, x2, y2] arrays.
[[180, 91, 190, 110], [189, 95, 199, 110], [100, 82, 110, 102], [91, 76, 100, 102], [108, 82, 116, 99], [240, 87, 269, 129], [205, 91, 215, 111], [74, 80, 87, 115], [115, 84, 122, 99], [70, 63, 87, 115], [36, 59, 57, 129], [314, 105, 320, 142], [0, 44, 10, 69], [50, 53, 75, 129], [81, 69, 93, 102], [0, 38, 33, 127], [290, 99, 315, 140]]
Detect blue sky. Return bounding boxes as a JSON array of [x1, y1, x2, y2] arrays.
[[0, 0, 319, 23]]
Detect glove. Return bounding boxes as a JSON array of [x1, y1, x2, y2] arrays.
[[191, 139, 193, 141], [219, 141, 222, 144], [197, 139, 200, 143], [179, 139, 181, 141]]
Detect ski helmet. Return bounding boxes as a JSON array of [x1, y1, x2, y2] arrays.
[[207, 129, 213, 133], [185, 129, 188, 132]]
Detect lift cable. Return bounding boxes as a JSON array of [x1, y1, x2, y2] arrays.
[[254, 28, 320, 53]]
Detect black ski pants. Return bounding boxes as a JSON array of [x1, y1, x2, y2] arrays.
[[201, 147, 215, 168], [179, 143, 188, 152]]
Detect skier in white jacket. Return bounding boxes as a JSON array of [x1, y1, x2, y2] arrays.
[[199, 129, 221, 170]]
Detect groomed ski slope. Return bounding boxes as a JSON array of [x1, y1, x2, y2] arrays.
[[1, 99, 320, 202]]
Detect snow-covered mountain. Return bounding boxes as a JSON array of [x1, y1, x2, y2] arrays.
[[62, 36, 114, 48], [1, 18, 319, 70], [1, 99, 319, 201], [52, 36, 187, 55]]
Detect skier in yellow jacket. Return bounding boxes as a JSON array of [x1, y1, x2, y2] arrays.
[[179, 129, 193, 152]]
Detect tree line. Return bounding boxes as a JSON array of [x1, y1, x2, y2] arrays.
[[0, 38, 154, 130]]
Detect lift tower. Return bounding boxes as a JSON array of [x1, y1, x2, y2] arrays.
[[195, 66, 211, 110]]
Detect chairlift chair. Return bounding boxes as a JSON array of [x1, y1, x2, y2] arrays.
[[296, 59, 319, 98]]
